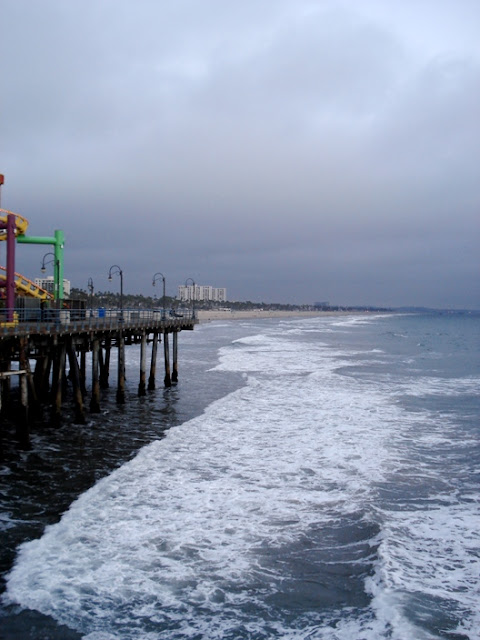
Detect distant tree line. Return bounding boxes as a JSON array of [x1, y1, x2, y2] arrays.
[[70, 288, 177, 310], [70, 288, 391, 312]]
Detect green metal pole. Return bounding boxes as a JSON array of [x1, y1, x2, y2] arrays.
[[54, 230, 65, 300], [17, 230, 65, 300]]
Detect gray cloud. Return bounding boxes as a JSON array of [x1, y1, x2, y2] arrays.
[[1, 0, 479, 308]]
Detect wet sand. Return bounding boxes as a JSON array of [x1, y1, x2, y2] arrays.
[[196, 309, 366, 322]]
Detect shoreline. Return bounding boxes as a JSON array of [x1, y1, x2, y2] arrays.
[[196, 309, 374, 322]]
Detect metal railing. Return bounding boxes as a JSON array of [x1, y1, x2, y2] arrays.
[[0, 307, 196, 336]]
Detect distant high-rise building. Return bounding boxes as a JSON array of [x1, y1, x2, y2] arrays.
[[34, 276, 71, 297], [177, 284, 227, 303]]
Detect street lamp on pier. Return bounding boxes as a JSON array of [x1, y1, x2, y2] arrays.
[[87, 277, 94, 317], [185, 277, 196, 320], [41, 252, 60, 301], [152, 272, 166, 319], [108, 265, 124, 323]]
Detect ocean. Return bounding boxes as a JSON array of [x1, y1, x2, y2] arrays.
[[0, 312, 479, 640]]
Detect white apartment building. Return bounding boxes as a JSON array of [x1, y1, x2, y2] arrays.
[[177, 284, 227, 303], [34, 276, 71, 297]]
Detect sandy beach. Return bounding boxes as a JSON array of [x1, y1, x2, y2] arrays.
[[196, 309, 366, 322]]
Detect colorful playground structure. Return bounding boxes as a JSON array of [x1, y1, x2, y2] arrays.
[[0, 266, 52, 300], [0, 174, 65, 322]]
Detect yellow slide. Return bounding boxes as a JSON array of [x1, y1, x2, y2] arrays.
[[0, 266, 53, 300], [0, 208, 29, 238], [0, 208, 52, 299]]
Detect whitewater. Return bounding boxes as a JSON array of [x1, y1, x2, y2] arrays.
[[1, 313, 479, 639]]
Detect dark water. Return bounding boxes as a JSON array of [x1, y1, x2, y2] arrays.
[[1, 321, 251, 639], [0, 313, 479, 639]]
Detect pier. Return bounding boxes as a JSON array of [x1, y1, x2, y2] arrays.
[[0, 308, 196, 448], [0, 177, 198, 450]]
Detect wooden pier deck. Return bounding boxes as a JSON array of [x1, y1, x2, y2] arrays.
[[0, 309, 197, 448]]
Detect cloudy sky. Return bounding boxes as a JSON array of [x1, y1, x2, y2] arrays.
[[1, 0, 479, 308]]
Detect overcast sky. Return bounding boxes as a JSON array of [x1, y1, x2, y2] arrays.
[[1, 0, 479, 308]]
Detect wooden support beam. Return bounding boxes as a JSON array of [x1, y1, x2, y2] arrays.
[[80, 350, 87, 397], [90, 338, 101, 413], [17, 373, 29, 448], [172, 330, 178, 384], [100, 337, 111, 389], [116, 329, 125, 403], [67, 339, 86, 424], [163, 331, 171, 388], [98, 344, 105, 388], [0, 357, 12, 415], [34, 354, 50, 399], [21, 340, 40, 421], [138, 330, 147, 396], [17, 338, 30, 446], [51, 342, 66, 427], [62, 352, 69, 396], [148, 331, 159, 390]]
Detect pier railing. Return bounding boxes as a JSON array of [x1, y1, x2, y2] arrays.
[[0, 307, 196, 337]]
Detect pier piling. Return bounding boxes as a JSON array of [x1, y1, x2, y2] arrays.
[[100, 337, 111, 389], [148, 331, 159, 390], [51, 342, 66, 427], [172, 330, 178, 384], [67, 339, 86, 424], [138, 330, 147, 396], [116, 329, 126, 403], [90, 338, 101, 413], [163, 331, 171, 388]]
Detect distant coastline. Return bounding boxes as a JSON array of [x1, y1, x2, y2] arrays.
[[195, 307, 479, 322], [196, 309, 377, 322]]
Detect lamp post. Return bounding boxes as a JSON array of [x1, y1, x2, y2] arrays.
[[108, 265, 123, 323], [41, 252, 60, 301], [185, 277, 196, 320], [152, 272, 166, 319], [87, 277, 94, 317]]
